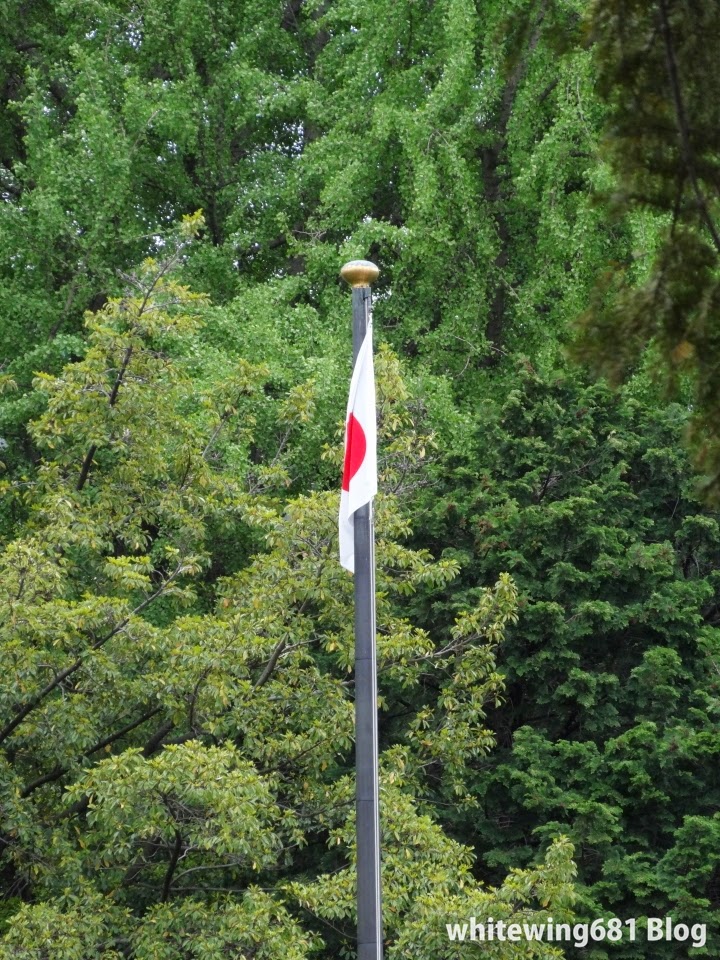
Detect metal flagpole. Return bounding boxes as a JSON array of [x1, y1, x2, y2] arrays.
[[340, 259, 383, 960]]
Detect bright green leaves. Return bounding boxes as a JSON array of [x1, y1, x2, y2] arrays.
[[0, 887, 316, 960], [65, 742, 287, 887], [394, 837, 577, 960], [290, 782, 576, 959], [0, 887, 132, 960], [131, 892, 318, 960], [9, 0, 719, 954], [0, 229, 532, 956], [404, 574, 517, 801]]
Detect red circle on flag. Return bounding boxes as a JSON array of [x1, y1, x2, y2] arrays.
[[342, 413, 366, 492]]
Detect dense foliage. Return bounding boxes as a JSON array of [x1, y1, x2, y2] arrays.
[[417, 367, 720, 957], [1, 0, 719, 957], [575, 0, 720, 502]]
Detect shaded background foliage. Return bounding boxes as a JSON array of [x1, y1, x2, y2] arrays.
[[1, 0, 719, 957], [575, 0, 720, 502]]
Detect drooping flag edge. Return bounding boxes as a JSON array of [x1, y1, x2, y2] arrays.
[[339, 319, 377, 572]]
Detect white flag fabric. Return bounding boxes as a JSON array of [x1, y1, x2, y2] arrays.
[[339, 321, 377, 572]]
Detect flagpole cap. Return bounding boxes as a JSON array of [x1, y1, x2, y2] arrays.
[[340, 259, 380, 288]]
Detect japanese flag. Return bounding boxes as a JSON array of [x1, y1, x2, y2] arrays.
[[339, 322, 377, 572]]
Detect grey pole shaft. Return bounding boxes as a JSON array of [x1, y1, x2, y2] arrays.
[[351, 285, 383, 960]]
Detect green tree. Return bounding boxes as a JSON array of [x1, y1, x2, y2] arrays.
[[0, 0, 618, 363], [0, 238, 578, 956], [3, 1, 719, 957], [416, 364, 720, 958], [575, 0, 720, 501]]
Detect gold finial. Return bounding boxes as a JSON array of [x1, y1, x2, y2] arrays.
[[340, 259, 380, 288]]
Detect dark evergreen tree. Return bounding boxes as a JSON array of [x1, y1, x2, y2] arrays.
[[417, 365, 720, 957]]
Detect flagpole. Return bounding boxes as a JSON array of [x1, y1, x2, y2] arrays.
[[340, 259, 383, 960]]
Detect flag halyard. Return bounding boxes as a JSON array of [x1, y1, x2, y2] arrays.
[[339, 322, 377, 572]]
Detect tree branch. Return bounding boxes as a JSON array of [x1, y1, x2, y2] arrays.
[[20, 705, 162, 797], [658, 0, 720, 253], [142, 719, 176, 757], [76, 344, 134, 491], [253, 638, 287, 690], [0, 567, 182, 748], [161, 829, 183, 902]]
